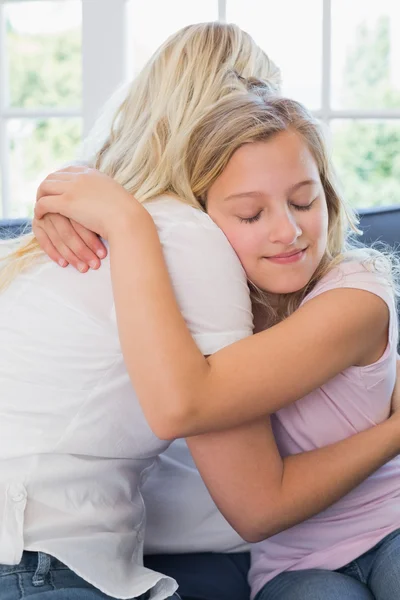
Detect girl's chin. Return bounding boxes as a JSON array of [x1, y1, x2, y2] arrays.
[[255, 278, 310, 295]]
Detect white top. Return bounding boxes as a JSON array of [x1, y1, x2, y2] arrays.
[[0, 196, 253, 599], [143, 438, 251, 554]]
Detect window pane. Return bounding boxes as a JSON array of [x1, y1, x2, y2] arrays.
[[5, 0, 82, 109], [8, 118, 82, 217], [332, 0, 400, 110], [331, 120, 400, 208], [126, 0, 218, 76], [226, 0, 323, 109]]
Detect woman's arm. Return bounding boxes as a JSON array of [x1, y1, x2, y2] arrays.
[[35, 168, 392, 438], [186, 406, 400, 542]]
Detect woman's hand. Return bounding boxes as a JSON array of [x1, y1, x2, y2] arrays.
[[32, 213, 107, 272], [35, 166, 142, 241]]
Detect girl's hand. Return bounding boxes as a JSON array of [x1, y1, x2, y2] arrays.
[[32, 213, 107, 272], [35, 166, 141, 240]]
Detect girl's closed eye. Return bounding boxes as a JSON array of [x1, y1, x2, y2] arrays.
[[291, 196, 318, 211], [238, 211, 262, 224]]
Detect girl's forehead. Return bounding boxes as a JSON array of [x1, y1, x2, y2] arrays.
[[209, 134, 320, 200]]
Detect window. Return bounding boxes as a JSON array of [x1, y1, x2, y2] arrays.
[[226, 0, 400, 209], [1, 0, 399, 217], [0, 0, 82, 217], [0, 0, 127, 218]]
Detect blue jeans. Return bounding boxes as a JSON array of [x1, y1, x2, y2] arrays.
[[0, 551, 180, 600], [255, 528, 400, 600]]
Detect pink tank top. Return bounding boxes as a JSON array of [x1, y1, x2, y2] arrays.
[[249, 260, 399, 598]]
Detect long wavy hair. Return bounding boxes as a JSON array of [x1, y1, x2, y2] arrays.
[[0, 22, 281, 291], [179, 91, 399, 324]]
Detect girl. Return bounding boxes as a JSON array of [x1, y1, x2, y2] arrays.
[[35, 91, 400, 600]]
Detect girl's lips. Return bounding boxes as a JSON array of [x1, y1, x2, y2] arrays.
[[265, 248, 307, 265]]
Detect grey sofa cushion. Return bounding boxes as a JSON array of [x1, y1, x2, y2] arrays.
[[358, 206, 400, 250]]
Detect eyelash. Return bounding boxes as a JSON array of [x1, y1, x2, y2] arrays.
[[238, 211, 262, 224], [238, 198, 317, 223], [291, 197, 317, 211]]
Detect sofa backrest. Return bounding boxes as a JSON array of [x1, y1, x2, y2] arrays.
[[358, 206, 400, 251], [0, 208, 399, 350], [1, 206, 399, 246]]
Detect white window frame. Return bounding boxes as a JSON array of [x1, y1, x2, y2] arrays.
[[316, 0, 400, 124], [0, 0, 128, 218], [0, 0, 399, 217]]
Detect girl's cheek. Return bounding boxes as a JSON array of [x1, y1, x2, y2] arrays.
[[225, 227, 262, 267], [303, 208, 328, 240]]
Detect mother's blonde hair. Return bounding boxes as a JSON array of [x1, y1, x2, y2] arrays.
[[0, 22, 280, 290]]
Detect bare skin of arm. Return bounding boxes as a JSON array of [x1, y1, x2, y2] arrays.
[[186, 402, 400, 542], [34, 169, 395, 437], [35, 168, 400, 542], [106, 211, 390, 436]]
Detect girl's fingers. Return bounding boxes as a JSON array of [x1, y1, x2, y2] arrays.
[[36, 179, 69, 202], [34, 214, 89, 272], [51, 215, 101, 269], [32, 218, 69, 268], [59, 165, 91, 173], [43, 215, 90, 272], [71, 220, 107, 260], [35, 194, 71, 220]]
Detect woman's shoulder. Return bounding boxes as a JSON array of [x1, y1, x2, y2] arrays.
[[144, 194, 219, 234]]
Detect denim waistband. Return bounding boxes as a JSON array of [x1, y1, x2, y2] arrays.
[[0, 551, 68, 577]]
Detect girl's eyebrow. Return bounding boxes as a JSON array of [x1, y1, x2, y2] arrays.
[[223, 191, 264, 202], [288, 179, 319, 194], [223, 180, 319, 202]]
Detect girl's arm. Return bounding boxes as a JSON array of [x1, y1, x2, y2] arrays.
[[186, 407, 400, 542], [107, 213, 389, 437], [35, 168, 400, 540], [35, 168, 392, 437]]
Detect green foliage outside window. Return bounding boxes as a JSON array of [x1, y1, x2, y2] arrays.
[[333, 16, 400, 207], [6, 19, 82, 216], [5, 13, 400, 214]]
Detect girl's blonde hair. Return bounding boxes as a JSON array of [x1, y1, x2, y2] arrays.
[[178, 91, 398, 323], [0, 22, 280, 292]]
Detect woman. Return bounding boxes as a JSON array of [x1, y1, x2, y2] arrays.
[[3, 23, 400, 600], [34, 91, 400, 600], [1, 22, 280, 600]]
